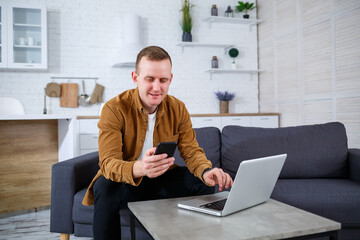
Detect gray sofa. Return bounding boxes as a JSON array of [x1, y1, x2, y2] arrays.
[[50, 122, 360, 239]]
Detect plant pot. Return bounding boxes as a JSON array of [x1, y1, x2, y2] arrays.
[[219, 101, 229, 114], [231, 62, 237, 69], [182, 32, 192, 42], [243, 14, 249, 19]]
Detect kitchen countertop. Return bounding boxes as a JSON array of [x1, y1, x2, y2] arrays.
[[0, 114, 76, 120], [76, 113, 280, 119]]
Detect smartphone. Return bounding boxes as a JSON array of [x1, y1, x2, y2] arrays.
[[154, 142, 177, 157]]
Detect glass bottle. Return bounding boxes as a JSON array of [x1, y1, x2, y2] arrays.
[[211, 56, 218, 68], [211, 5, 218, 16]]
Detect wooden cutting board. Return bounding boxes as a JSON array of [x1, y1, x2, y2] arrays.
[[60, 83, 78, 108]]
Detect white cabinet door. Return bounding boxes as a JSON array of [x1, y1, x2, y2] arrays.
[[80, 149, 98, 155], [79, 119, 99, 134], [191, 116, 222, 129], [0, 2, 8, 68], [80, 134, 99, 149], [78, 119, 99, 156], [251, 116, 279, 128], [221, 116, 251, 129], [191, 115, 279, 130], [0, 1, 47, 69]]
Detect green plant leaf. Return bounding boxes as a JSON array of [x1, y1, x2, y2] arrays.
[[180, 0, 193, 32], [229, 48, 239, 58], [235, 1, 255, 13]]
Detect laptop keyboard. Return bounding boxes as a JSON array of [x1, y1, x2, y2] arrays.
[[200, 198, 227, 211]]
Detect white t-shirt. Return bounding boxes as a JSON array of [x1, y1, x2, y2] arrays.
[[139, 110, 157, 160]]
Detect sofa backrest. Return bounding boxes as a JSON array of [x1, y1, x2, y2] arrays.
[[221, 122, 348, 179], [174, 127, 221, 168]]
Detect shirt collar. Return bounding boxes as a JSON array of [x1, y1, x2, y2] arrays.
[[132, 87, 165, 118]]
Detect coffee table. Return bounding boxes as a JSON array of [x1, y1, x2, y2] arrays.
[[128, 196, 341, 240]]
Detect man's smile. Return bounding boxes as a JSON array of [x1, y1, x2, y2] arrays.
[[149, 93, 161, 97]]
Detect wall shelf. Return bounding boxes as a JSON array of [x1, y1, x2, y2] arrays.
[[14, 45, 41, 49], [206, 68, 263, 79], [13, 23, 42, 28], [203, 16, 263, 30], [177, 42, 235, 53], [177, 16, 263, 80]]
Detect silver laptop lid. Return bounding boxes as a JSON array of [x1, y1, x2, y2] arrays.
[[222, 153, 287, 216]]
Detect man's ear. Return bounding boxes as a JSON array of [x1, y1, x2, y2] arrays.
[[131, 71, 138, 85], [169, 73, 173, 84]]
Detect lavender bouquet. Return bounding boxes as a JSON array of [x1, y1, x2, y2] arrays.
[[215, 91, 235, 101]]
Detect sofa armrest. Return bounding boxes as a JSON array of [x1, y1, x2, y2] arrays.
[[50, 152, 99, 234], [349, 148, 360, 182]]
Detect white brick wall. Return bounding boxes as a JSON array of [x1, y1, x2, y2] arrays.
[[0, 0, 259, 115]]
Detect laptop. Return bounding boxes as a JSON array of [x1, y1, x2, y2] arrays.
[[178, 154, 287, 216]]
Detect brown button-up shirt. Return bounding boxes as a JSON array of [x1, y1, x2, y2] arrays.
[[82, 88, 212, 206]]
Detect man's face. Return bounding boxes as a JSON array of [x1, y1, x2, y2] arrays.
[[132, 57, 173, 114]]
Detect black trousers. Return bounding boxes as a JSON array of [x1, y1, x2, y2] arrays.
[[93, 166, 214, 240]]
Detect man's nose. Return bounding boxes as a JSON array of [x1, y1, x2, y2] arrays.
[[152, 80, 161, 91]]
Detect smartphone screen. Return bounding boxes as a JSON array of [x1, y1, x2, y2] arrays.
[[154, 142, 177, 157]]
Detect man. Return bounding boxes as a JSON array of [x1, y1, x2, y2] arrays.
[[82, 46, 233, 239]]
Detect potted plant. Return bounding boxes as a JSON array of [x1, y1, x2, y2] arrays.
[[180, 0, 193, 42], [215, 91, 235, 114], [229, 48, 239, 69], [235, 1, 256, 19]]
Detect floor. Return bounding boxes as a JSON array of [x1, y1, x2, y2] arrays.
[[0, 208, 93, 240]]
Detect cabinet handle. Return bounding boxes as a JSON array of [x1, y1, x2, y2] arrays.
[[203, 119, 213, 122], [93, 136, 99, 139], [232, 118, 243, 121], [260, 117, 269, 120]]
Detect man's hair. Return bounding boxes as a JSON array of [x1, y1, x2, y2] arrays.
[[135, 46, 172, 73]]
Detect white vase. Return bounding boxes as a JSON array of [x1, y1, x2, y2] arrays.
[[231, 62, 237, 69]]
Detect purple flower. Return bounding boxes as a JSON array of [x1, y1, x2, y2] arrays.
[[215, 91, 235, 101]]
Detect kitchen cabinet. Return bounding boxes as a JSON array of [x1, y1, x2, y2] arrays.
[[0, 115, 76, 213], [250, 115, 279, 128], [221, 115, 252, 127], [0, 0, 47, 70], [0, 3, 7, 68], [191, 114, 279, 129], [191, 116, 222, 129], [76, 113, 279, 156], [78, 118, 99, 155]]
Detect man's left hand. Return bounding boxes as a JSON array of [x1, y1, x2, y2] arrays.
[[203, 168, 233, 191]]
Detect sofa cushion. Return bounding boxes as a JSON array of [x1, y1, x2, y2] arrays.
[[73, 188, 94, 224], [174, 127, 221, 168], [73, 188, 139, 227], [271, 179, 360, 226], [221, 122, 348, 179]]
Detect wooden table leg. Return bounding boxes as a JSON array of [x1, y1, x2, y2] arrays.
[[60, 233, 70, 240]]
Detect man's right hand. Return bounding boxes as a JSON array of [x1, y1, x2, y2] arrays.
[[132, 147, 175, 179]]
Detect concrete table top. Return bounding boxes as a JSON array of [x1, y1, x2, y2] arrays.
[[128, 197, 340, 240]]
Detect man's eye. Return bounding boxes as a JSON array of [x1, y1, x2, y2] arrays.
[[146, 78, 154, 82], [160, 79, 169, 83]]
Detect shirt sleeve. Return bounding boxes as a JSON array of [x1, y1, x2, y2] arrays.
[[176, 103, 212, 183], [97, 103, 142, 186]]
